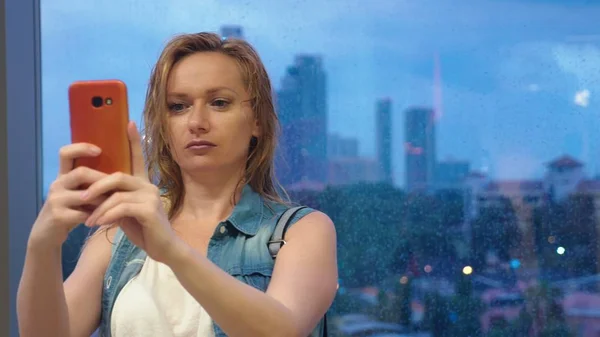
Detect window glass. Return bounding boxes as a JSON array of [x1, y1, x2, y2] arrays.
[[42, 1, 600, 335]]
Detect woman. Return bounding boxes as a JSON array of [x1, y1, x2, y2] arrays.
[[17, 32, 338, 337]]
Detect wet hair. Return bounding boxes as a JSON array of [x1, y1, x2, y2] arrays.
[[143, 32, 288, 218]]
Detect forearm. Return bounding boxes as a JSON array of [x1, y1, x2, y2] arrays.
[[17, 243, 70, 337], [167, 243, 300, 337]]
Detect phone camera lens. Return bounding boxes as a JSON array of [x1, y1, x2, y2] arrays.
[[91, 96, 104, 108]]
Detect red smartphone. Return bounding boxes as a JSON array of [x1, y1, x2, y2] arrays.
[[68, 79, 132, 175]]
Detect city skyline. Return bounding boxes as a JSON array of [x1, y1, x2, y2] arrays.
[[40, 0, 600, 193]]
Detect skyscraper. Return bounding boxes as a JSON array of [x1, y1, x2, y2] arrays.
[[436, 159, 470, 189], [328, 134, 358, 159], [405, 106, 436, 191], [376, 98, 393, 184], [220, 25, 244, 40], [276, 55, 328, 186]]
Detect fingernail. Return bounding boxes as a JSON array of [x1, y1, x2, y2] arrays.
[[90, 147, 101, 155], [80, 191, 89, 200]]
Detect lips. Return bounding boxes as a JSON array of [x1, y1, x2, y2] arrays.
[[185, 139, 216, 149]]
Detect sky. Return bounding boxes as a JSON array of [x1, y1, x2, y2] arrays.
[[40, 0, 600, 192]]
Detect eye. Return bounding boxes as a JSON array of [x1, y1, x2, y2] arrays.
[[167, 102, 188, 113], [211, 98, 231, 109]]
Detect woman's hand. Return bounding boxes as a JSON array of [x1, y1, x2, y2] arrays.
[[82, 122, 182, 264], [29, 143, 108, 251]]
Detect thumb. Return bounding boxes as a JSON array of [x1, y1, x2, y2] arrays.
[[127, 121, 147, 178]]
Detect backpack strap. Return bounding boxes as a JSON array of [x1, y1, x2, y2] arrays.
[[268, 206, 307, 258]]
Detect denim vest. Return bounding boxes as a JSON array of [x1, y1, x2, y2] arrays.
[[97, 185, 326, 337]]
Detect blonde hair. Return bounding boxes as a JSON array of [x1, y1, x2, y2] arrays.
[[143, 32, 288, 218]]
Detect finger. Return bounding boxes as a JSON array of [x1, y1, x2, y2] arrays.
[[59, 166, 109, 190], [128, 121, 147, 178], [82, 171, 142, 202], [95, 203, 139, 228], [86, 192, 141, 226], [58, 208, 93, 231], [50, 189, 108, 209], [58, 143, 102, 176]]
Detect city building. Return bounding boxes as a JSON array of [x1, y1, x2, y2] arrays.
[[220, 25, 244, 39], [436, 158, 470, 190], [276, 55, 328, 187], [376, 98, 393, 185], [328, 157, 380, 186], [404, 106, 436, 192], [328, 134, 359, 158]]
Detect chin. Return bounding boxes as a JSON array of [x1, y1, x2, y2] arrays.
[[180, 160, 221, 173], [180, 157, 243, 174]]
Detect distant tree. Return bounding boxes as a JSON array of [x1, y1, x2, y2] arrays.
[[539, 323, 575, 337], [370, 289, 398, 323], [315, 183, 405, 287], [533, 198, 564, 275], [511, 309, 534, 337], [486, 317, 512, 337], [533, 194, 597, 278], [373, 280, 413, 327], [404, 192, 457, 261], [329, 291, 368, 316], [305, 182, 469, 288], [450, 273, 483, 337], [397, 278, 412, 327], [424, 292, 451, 337], [388, 239, 412, 275], [455, 272, 473, 297], [563, 194, 597, 277], [434, 189, 465, 226], [471, 197, 520, 269], [487, 327, 510, 337], [521, 282, 574, 337]]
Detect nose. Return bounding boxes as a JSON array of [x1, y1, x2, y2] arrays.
[[187, 102, 210, 133]]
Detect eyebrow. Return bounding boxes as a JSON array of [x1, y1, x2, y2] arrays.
[[167, 86, 239, 99]]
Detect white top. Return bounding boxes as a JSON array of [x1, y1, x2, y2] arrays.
[[111, 257, 215, 337]]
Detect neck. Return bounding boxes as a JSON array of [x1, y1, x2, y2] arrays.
[[176, 167, 247, 222]]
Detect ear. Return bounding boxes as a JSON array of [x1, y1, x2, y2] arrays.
[[251, 117, 262, 138]]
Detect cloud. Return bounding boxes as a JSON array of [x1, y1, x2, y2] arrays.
[[553, 43, 600, 91], [494, 40, 600, 101], [495, 152, 541, 181], [42, 0, 600, 61], [496, 42, 573, 94], [574, 89, 591, 107]]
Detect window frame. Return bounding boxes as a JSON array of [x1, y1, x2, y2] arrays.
[[3, 0, 43, 335]]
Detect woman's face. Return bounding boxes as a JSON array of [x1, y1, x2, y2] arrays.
[[165, 52, 260, 176]]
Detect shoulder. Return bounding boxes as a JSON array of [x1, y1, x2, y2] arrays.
[[262, 200, 317, 226], [258, 193, 335, 240], [285, 210, 336, 242], [264, 201, 335, 240]]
